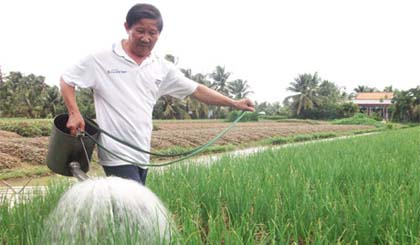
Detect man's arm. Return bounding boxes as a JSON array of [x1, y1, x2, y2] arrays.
[[60, 78, 85, 135], [191, 84, 254, 111]]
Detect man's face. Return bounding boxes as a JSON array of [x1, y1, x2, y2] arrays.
[[125, 18, 160, 58]]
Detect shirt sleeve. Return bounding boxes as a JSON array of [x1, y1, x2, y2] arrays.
[[61, 54, 96, 89], [158, 61, 198, 99]]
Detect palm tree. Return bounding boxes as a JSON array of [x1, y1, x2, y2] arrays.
[[5, 72, 47, 118], [180, 68, 192, 79], [152, 54, 189, 119], [0, 66, 3, 84], [192, 73, 211, 87], [354, 85, 376, 93], [228, 79, 253, 99], [209, 66, 232, 118], [179, 69, 209, 119], [392, 90, 415, 122], [42, 85, 63, 117], [210, 66, 230, 96], [284, 72, 321, 116], [383, 85, 393, 92], [412, 104, 420, 122], [154, 96, 190, 119]]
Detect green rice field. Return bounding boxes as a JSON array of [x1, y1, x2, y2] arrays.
[[1, 126, 420, 244]]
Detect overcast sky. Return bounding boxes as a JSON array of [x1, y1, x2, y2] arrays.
[[1, 0, 419, 103]]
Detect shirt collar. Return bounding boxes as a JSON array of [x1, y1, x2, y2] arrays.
[[112, 40, 156, 66]]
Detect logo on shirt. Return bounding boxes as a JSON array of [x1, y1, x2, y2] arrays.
[[107, 69, 127, 74], [155, 79, 162, 87]]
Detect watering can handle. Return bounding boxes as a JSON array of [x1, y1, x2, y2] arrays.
[[76, 128, 85, 138]]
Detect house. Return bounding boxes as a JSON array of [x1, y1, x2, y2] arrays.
[[352, 92, 394, 120]]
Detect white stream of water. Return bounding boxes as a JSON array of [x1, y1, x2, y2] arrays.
[[42, 177, 174, 244]]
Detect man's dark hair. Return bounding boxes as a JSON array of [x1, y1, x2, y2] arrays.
[[126, 3, 163, 32]]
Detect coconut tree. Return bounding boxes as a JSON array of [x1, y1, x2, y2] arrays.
[[354, 85, 377, 93], [180, 69, 209, 119], [412, 104, 420, 122], [383, 85, 394, 92], [210, 66, 231, 96], [392, 90, 414, 122], [190, 72, 210, 118], [209, 66, 232, 118], [76, 88, 95, 118], [0, 66, 3, 84], [228, 79, 253, 99], [41, 85, 64, 117], [1, 72, 47, 117], [284, 72, 322, 116], [0, 72, 18, 116], [409, 86, 420, 122], [152, 54, 189, 119]]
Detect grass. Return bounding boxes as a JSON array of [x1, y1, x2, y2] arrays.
[[149, 126, 420, 243], [0, 166, 50, 180], [2, 126, 419, 243], [0, 179, 71, 244]]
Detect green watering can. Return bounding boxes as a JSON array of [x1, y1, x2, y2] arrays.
[[46, 114, 99, 177]]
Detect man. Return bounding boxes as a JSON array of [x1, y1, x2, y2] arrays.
[[61, 3, 254, 185]]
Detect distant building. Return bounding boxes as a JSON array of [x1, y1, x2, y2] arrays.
[[352, 92, 394, 120]]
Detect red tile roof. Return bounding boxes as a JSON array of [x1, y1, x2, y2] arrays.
[[355, 92, 394, 100]]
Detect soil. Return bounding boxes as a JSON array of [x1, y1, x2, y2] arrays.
[[0, 120, 373, 183], [0, 130, 49, 170], [151, 120, 372, 148]]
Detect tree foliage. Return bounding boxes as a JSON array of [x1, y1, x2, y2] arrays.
[[153, 58, 254, 119], [284, 73, 359, 119], [284, 72, 322, 116], [0, 72, 65, 118], [392, 86, 420, 122], [228, 79, 253, 100], [2, 66, 418, 123]]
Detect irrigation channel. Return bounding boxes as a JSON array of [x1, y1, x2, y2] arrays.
[[0, 132, 376, 201]]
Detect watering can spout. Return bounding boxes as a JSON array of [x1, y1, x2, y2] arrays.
[[46, 114, 100, 180], [69, 162, 90, 181]]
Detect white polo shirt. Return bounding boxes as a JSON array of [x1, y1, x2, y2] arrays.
[[62, 41, 198, 168]]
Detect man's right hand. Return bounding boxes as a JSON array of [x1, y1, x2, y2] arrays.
[[66, 113, 85, 136]]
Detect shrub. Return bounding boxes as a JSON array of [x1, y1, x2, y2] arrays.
[[270, 137, 289, 145], [17, 125, 43, 137], [339, 102, 359, 118], [37, 124, 52, 136], [332, 113, 383, 127], [386, 123, 394, 130], [292, 134, 314, 142], [312, 132, 337, 139]]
